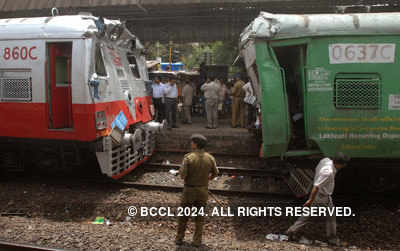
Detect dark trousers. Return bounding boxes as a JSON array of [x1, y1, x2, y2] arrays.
[[152, 98, 165, 122], [247, 103, 256, 127], [165, 97, 177, 127]]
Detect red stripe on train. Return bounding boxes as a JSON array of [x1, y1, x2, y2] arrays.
[[0, 97, 152, 141]]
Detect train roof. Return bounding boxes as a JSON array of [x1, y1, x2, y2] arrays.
[[0, 14, 142, 50], [240, 12, 400, 47]]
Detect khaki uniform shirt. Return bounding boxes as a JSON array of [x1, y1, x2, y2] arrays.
[[179, 149, 219, 187], [182, 84, 194, 106], [232, 80, 246, 98]]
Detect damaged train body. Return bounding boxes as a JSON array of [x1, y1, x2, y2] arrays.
[[0, 14, 164, 178], [240, 12, 400, 192], [240, 12, 400, 159]]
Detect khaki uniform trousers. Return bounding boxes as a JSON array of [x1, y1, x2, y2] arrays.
[[232, 97, 245, 127], [176, 186, 208, 245], [206, 98, 218, 128], [287, 194, 336, 238], [183, 105, 192, 123]]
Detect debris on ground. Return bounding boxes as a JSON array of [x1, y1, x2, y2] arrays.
[[298, 236, 312, 245], [92, 217, 105, 224], [0, 177, 398, 250]]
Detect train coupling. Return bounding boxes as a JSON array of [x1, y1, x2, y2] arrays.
[[95, 120, 165, 179]]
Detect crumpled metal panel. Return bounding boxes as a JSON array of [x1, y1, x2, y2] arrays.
[[240, 12, 400, 47], [0, 15, 139, 50]]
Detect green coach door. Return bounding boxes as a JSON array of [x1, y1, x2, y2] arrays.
[[255, 42, 290, 157]]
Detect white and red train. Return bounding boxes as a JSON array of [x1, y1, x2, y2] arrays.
[[0, 14, 164, 179]]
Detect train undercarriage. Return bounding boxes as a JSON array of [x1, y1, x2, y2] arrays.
[[0, 121, 165, 179]]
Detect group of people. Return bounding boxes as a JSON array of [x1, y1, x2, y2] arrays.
[[174, 133, 350, 247], [151, 74, 257, 129], [151, 77, 180, 129]]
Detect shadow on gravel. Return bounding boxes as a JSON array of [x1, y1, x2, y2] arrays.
[[175, 243, 211, 251], [0, 178, 129, 223], [224, 190, 400, 250]]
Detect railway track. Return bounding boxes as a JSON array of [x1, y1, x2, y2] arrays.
[[116, 180, 293, 199], [0, 240, 66, 251], [115, 162, 293, 197], [141, 162, 287, 177]]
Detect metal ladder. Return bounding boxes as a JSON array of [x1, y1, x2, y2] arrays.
[[284, 168, 314, 197]]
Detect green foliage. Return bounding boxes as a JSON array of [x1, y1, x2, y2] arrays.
[[145, 41, 240, 73]]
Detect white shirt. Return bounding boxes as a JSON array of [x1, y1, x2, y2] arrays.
[[163, 83, 178, 98], [152, 83, 164, 98], [243, 82, 254, 99], [313, 157, 337, 196]]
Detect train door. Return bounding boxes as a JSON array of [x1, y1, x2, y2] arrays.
[[255, 42, 291, 157], [272, 45, 307, 150], [47, 42, 73, 129]]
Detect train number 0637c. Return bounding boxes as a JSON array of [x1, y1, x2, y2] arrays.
[[3, 46, 38, 60], [329, 43, 395, 64]]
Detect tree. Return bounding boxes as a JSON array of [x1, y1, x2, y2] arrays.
[[144, 41, 240, 73]]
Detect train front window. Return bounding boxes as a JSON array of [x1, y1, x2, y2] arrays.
[[95, 44, 107, 77], [127, 54, 140, 79]]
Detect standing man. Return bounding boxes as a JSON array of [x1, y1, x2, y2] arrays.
[[152, 77, 165, 122], [182, 80, 194, 124], [163, 78, 179, 129], [286, 152, 350, 245], [242, 80, 256, 128], [218, 79, 228, 117], [231, 74, 246, 128], [160, 77, 169, 121], [176, 134, 219, 247], [201, 77, 220, 129]]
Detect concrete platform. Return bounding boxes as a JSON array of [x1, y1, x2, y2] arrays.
[[155, 115, 261, 156]]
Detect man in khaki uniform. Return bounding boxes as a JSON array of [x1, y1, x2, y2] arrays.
[[231, 75, 246, 128], [182, 81, 194, 124], [201, 78, 220, 129], [176, 134, 219, 247]]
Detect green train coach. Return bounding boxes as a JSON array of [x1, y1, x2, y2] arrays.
[[240, 12, 400, 160]]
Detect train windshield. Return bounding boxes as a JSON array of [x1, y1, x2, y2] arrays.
[[95, 44, 108, 77]]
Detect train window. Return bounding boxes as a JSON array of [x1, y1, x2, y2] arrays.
[[127, 54, 140, 79], [56, 56, 70, 86], [95, 44, 107, 77], [0, 70, 32, 102], [334, 73, 380, 110]]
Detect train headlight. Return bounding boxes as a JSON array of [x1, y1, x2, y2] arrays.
[[95, 111, 107, 130], [150, 104, 155, 117]]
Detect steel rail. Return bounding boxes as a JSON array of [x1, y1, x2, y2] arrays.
[[141, 162, 286, 178], [117, 180, 293, 199], [0, 240, 66, 251]]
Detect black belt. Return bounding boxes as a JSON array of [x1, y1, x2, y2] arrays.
[[165, 97, 177, 100]]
